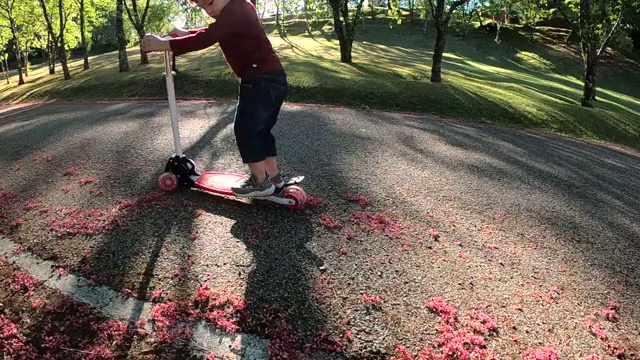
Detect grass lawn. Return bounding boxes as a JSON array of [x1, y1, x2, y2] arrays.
[[1, 18, 639, 150]]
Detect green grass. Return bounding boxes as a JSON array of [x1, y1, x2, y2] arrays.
[[2, 18, 640, 150]]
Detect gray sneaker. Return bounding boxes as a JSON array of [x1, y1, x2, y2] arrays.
[[269, 173, 285, 192], [232, 175, 275, 197]]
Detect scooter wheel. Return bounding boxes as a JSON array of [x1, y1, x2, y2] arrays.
[[283, 185, 306, 210], [158, 172, 178, 192]]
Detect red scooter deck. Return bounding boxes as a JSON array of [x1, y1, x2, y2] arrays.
[[194, 171, 248, 196], [158, 170, 306, 209]]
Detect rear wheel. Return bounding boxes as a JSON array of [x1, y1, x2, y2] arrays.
[[283, 186, 306, 210]]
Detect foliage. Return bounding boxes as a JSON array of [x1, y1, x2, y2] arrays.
[[89, 0, 136, 53], [515, 0, 549, 27], [144, 0, 183, 35]]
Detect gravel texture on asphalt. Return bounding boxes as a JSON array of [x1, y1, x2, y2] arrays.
[[1, 100, 639, 359]]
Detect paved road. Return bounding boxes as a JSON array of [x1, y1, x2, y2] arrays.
[[3, 100, 636, 245], [1, 100, 639, 357]]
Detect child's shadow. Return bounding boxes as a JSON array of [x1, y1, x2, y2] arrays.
[[229, 204, 328, 342]]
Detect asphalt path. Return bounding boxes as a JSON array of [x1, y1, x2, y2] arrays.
[[1, 99, 639, 357]]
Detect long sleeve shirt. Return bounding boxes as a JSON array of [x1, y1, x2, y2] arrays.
[[169, 0, 284, 80]]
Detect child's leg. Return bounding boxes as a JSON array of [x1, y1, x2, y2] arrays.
[[265, 156, 278, 178], [263, 81, 287, 189], [231, 73, 287, 197]]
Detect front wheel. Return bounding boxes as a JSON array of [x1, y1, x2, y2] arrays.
[[158, 172, 178, 192]]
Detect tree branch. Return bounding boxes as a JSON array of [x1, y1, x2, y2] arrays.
[[348, 0, 366, 36], [130, 0, 141, 26], [427, 0, 435, 20], [597, 6, 624, 57], [141, 0, 151, 25], [38, 0, 59, 46], [445, 0, 468, 24], [123, 0, 136, 27]]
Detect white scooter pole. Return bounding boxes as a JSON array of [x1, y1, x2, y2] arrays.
[[163, 50, 183, 157]]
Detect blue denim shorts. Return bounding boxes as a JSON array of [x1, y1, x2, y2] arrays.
[[233, 71, 288, 164]]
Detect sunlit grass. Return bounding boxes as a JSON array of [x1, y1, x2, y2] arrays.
[[1, 21, 639, 150]]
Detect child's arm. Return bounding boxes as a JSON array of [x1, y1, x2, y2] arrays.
[[169, 27, 206, 37], [168, 20, 231, 56]]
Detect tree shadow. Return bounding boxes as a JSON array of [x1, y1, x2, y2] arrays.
[[53, 98, 333, 357], [364, 109, 640, 297]]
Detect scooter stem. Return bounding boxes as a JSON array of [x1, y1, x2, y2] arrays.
[[163, 50, 183, 157]]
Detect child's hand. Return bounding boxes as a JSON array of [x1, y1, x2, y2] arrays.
[[140, 34, 170, 53], [169, 27, 189, 37]]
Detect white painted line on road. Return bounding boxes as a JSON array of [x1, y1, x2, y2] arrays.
[[0, 235, 269, 359]]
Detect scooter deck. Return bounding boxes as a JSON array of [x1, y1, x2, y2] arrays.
[[193, 171, 304, 204], [194, 172, 247, 197]]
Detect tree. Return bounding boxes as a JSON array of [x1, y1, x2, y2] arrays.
[[552, 0, 627, 107], [0, 0, 25, 84], [76, 0, 91, 69], [14, 1, 43, 76], [116, 0, 129, 72], [452, 0, 481, 39], [622, 1, 640, 48], [428, 0, 469, 82], [515, 0, 549, 41], [481, 0, 513, 43], [0, 26, 10, 84], [124, 0, 151, 64], [38, 0, 73, 80], [327, 0, 367, 63]]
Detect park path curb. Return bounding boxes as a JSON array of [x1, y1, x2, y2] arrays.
[[0, 235, 269, 359]]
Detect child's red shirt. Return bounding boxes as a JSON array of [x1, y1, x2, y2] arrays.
[[169, 0, 284, 79]]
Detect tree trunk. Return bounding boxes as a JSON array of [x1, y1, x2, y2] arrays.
[[9, 20, 24, 85], [123, 0, 151, 65], [172, 53, 177, 73], [116, 0, 130, 72], [22, 48, 28, 76], [58, 46, 71, 80], [47, 34, 56, 74], [339, 37, 353, 62], [58, 0, 71, 80], [431, 21, 446, 82], [581, 46, 596, 107], [136, 28, 149, 64], [474, 9, 483, 27], [274, 0, 281, 32], [428, 0, 467, 82], [80, 0, 89, 70], [48, 46, 56, 74], [409, 0, 414, 22], [631, 29, 640, 49], [331, 0, 349, 63], [1, 60, 6, 83], [578, 0, 594, 107], [329, 0, 364, 63], [564, 28, 573, 44], [3, 58, 9, 84]]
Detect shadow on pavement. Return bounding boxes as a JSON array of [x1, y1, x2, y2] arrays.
[[364, 109, 640, 296]]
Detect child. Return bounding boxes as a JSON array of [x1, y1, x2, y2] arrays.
[[140, 0, 288, 198]]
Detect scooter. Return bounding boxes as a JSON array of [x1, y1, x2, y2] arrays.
[[156, 50, 307, 210]]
